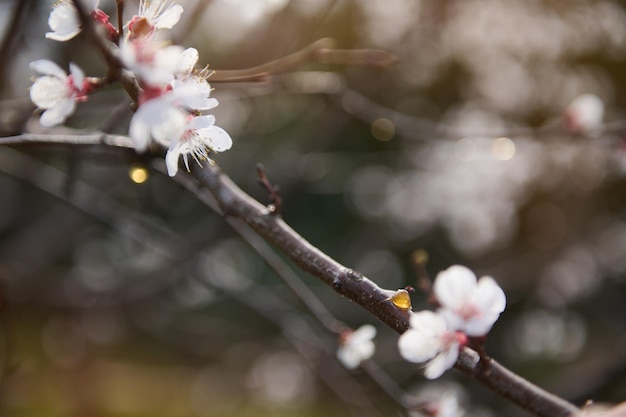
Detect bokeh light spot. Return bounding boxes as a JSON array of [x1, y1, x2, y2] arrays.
[[492, 137, 515, 160], [129, 165, 149, 184], [371, 118, 395, 141]]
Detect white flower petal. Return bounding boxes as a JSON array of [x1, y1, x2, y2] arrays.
[[423, 341, 459, 379], [40, 98, 75, 128], [165, 145, 181, 176], [179, 48, 199, 73], [30, 60, 67, 79], [474, 276, 506, 315], [30, 76, 69, 109], [203, 126, 232, 152], [69, 63, 85, 89], [187, 115, 215, 130], [437, 309, 465, 333], [170, 84, 217, 110], [152, 110, 187, 145], [129, 114, 151, 152], [434, 265, 477, 309], [154, 4, 183, 29], [46, 2, 81, 41], [409, 310, 447, 334], [398, 328, 441, 363], [337, 346, 361, 369], [351, 324, 376, 345], [463, 316, 498, 337]]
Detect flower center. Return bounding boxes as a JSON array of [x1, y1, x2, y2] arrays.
[[456, 303, 481, 320]]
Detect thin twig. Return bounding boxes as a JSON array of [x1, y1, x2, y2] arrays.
[[0, 133, 133, 148], [256, 163, 283, 215], [116, 0, 124, 39], [210, 38, 397, 83], [72, 0, 140, 102]]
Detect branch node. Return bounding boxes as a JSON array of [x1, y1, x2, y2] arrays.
[[256, 163, 283, 215], [344, 268, 363, 282]]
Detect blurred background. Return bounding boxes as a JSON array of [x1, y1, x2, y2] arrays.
[[1, 0, 626, 416]]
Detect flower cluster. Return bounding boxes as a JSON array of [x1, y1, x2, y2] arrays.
[[398, 265, 506, 379], [30, 0, 232, 177]]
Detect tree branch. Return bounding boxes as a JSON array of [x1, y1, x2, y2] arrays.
[[210, 38, 397, 83], [186, 162, 581, 417]]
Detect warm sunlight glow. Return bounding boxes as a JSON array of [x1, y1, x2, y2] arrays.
[[129, 165, 149, 184]]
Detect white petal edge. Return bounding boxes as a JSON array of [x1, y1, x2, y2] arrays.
[[474, 276, 506, 315], [165, 146, 181, 176], [409, 310, 447, 334], [434, 265, 477, 309], [204, 126, 232, 152], [337, 346, 360, 369], [69, 63, 85, 89], [187, 115, 215, 130], [423, 341, 459, 379], [154, 4, 183, 29], [398, 328, 440, 363], [179, 48, 199, 73], [351, 324, 376, 344], [30, 60, 67, 79], [40, 98, 75, 128]]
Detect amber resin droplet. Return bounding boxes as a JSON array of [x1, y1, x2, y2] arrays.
[[390, 289, 411, 311]]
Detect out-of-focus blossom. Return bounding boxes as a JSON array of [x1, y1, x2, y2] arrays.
[[433, 265, 506, 337], [410, 382, 469, 417], [564, 94, 605, 134], [127, 0, 183, 39], [337, 325, 376, 369], [398, 311, 466, 379], [29, 60, 90, 128], [165, 115, 232, 176], [120, 39, 188, 87], [46, 0, 111, 41]]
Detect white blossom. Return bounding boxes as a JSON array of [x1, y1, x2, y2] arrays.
[[337, 325, 376, 369], [120, 39, 190, 87], [46, 0, 100, 41], [398, 311, 464, 379], [564, 94, 604, 134], [165, 115, 232, 176], [137, 0, 183, 30], [434, 265, 506, 336], [129, 84, 219, 153], [29, 60, 88, 128]]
